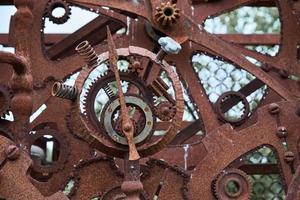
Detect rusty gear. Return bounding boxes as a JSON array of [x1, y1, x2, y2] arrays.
[[212, 168, 252, 200], [155, 101, 176, 121], [66, 156, 123, 199], [215, 91, 250, 125], [155, 2, 180, 27], [45, 0, 71, 24], [82, 71, 153, 134], [2, 0, 300, 199], [101, 186, 149, 200], [0, 84, 13, 117]]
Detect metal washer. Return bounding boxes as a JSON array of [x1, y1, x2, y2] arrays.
[[103, 96, 154, 145]]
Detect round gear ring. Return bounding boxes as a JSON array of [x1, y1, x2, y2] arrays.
[[215, 91, 250, 125], [27, 126, 70, 174], [212, 168, 252, 200], [0, 84, 13, 117], [45, 0, 71, 24], [101, 95, 155, 145]]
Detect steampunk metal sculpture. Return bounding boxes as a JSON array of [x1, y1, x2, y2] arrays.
[[0, 0, 299, 199]]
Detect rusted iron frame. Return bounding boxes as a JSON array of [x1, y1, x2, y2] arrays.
[[46, 16, 125, 60], [0, 34, 282, 47], [0, 0, 277, 6]]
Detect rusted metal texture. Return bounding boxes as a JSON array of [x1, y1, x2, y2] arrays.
[[0, 0, 300, 199]]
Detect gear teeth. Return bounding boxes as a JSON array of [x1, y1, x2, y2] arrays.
[[45, 0, 71, 24], [212, 168, 252, 200]]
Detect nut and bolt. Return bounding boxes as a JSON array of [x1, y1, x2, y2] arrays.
[[276, 126, 288, 138], [5, 145, 20, 160], [268, 103, 280, 115], [156, 37, 182, 62]]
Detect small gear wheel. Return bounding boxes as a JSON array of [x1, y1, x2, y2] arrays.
[[128, 59, 144, 75], [215, 91, 250, 126], [45, 0, 71, 24], [0, 84, 13, 117], [155, 2, 180, 27], [212, 168, 252, 200], [155, 101, 176, 121]]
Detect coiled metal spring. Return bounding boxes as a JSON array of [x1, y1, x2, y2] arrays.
[[75, 40, 99, 67], [52, 82, 78, 101], [103, 84, 114, 98]]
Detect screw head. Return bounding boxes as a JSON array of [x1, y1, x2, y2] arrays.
[[268, 103, 280, 115], [279, 69, 289, 79], [261, 63, 271, 72], [276, 126, 288, 138], [5, 145, 20, 160], [284, 151, 295, 163]]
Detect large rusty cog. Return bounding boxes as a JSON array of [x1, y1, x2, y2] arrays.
[[65, 156, 124, 199], [141, 158, 190, 200], [81, 71, 154, 135], [212, 168, 253, 200], [100, 186, 149, 200], [45, 0, 71, 24], [71, 46, 184, 158], [0, 84, 13, 117]]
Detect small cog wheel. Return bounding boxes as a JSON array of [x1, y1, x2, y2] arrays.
[[212, 168, 252, 200], [155, 2, 180, 27], [155, 101, 176, 121], [45, 0, 71, 24]]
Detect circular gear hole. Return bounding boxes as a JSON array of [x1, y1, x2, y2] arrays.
[[163, 7, 174, 16], [30, 135, 60, 165], [51, 6, 66, 18], [225, 180, 242, 197]]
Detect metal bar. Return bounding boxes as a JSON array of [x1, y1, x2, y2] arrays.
[[0, 0, 14, 5], [0, 34, 282, 47], [46, 16, 124, 60], [239, 164, 280, 174], [191, 0, 275, 7], [169, 119, 203, 145]]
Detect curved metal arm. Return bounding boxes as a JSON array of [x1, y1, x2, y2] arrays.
[[0, 51, 29, 76]]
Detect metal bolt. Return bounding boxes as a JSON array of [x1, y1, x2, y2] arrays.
[[276, 126, 288, 138], [279, 69, 289, 79], [284, 151, 295, 163], [5, 145, 20, 160], [268, 103, 280, 115], [156, 37, 182, 62], [261, 63, 271, 72]]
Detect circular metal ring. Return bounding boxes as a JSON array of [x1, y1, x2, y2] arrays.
[[215, 91, 250, 125], [102, 96, 154, 145], [46, 0, 71, 24], [213, 168, 252, 200]]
